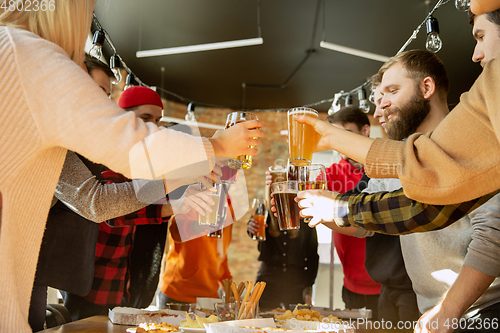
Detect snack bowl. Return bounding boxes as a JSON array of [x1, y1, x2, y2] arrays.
[[214, 302, 236, 321]]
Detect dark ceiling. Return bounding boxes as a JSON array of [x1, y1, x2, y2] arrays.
[[93, 0, 481, 114]]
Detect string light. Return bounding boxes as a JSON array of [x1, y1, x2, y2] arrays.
[[345, 95, 353, 107], [186, 102, 196, 122], [426, 15, 443, 53], [109, 54, 122, 84], [328, 91, 343, 115], [89, 30, 105, 60], [124, 74, 138, 90], [327, 0, 450, 114], [358, 89, 371, 113], [369, 85, 376, 104], [455, 0, 470, 11], [91, 1, 452, 114]]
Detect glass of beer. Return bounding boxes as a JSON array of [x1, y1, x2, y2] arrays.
[[269, 165, 287, 184], [251, 198, 268, 241], [287, 107, 319, 166], [271, 181, 300, 230], [297, 164, 327, 190], [198, 183, 223, 226], [287, 162, 299, 181], [297, 164, 327, 223], [225, 112, 258, 169]]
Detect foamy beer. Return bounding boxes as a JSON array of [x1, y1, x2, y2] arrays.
[[287, 107, 319, 166], [269, 165, 287, 184], [272, 181, 300, 230], [225, 112, 258, 169]]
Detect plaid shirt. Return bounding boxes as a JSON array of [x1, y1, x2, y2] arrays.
[[333, 188, 499, 235], [83, 170, 167, 306]]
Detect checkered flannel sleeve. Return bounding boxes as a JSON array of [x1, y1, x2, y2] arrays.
[[333, 188, 499, 235]]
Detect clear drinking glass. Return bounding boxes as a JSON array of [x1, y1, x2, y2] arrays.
[[287, 107, 319, 167], [207, 183, 230, 237], [214, 302, 236, 321], [271, 181, 300, 231], [198, 183, 223, 226], [297, 164, 327, 222], [297, 164, 327, 191], [268, 165, 287, 184], [224, 112, 258, 169]]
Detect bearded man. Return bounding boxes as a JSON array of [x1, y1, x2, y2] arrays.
[[313, 49, 500, 333]]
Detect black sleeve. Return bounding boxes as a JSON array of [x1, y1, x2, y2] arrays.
[[344, 172, 370, 195]]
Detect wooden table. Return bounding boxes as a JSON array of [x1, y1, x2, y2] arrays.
[[41, 315, 133, 333], [40, 315, 388, 333]]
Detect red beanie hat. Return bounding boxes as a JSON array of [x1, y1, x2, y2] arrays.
[[118, 86, 163, 109]]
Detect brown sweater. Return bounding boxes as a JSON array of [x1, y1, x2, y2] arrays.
[[365, 57, 500, 205], [0, 27, 214, 332]]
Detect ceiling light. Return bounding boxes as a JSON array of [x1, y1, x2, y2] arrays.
[[426, 16, 442, 53], [320, 41, 391, 63], [358, 89, 371, 113], [124, 74, 138, 90], [136, 37, 264, 58], [185, 103, 196, 122], [345, 95, 353, 107], [455, 0, 470, 11], [328, 92, 343, 115], [89, 30, 105, 60], [109, 55, 122, 84]]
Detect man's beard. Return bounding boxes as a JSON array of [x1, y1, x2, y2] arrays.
[[384, 91, 431, 141]]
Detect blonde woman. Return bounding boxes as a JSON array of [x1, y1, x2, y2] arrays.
[[0, 1, 263, 331]]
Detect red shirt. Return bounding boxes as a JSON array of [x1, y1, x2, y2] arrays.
[[83, 170, 168, 306], [326, 159, 381, 295]]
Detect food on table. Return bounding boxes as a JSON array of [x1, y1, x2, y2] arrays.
[[243, 327, 292, 331], [274, 309, 340, 323], [136, 322, 179, 332], [196, 308, 216, 316], [179, 313, 219, 328], [267, 307, 286, 313]]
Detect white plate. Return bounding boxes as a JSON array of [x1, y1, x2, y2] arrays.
[[126, 328, 182, 333], [180, 327, 206, 333]]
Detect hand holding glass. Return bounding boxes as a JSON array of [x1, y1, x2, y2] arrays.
[[251, 198, 268, 241], [225, 112, 258, 169], [297, 164, 327, 222], [288, 107, 319, 166]]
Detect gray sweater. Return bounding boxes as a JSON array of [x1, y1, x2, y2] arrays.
[[54, 151, 167, 222]]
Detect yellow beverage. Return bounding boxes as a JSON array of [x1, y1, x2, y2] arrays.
[[198, 192, 221, 226], [287, 108, 318, 166], [298, 180, 327, 191], [225, 112, 257, 169]]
